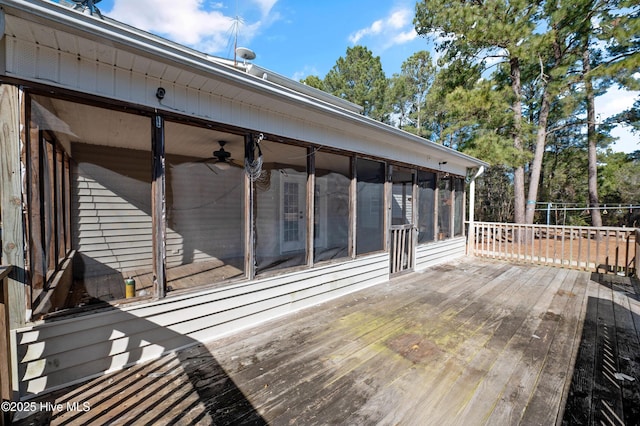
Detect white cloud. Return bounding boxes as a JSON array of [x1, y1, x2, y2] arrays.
[[291, 66, 319, 82], [107, 0, 278, 54], [253, 0, 278, 16], [349, 20, 384, 44], [609, 126, 639, 154], [387, 10, 411, 29], [348, 7, 416, 49], [391, 29, 417, 45], [596, 87, 639, 153], [596, 86, 637, 118]]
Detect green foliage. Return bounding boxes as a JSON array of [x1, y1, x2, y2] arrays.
[[414, 0, 539, 58], [474, 166, 514, 222], [324, 46, 390, 122], [595, 0, 640, 90], [413, 0, 638, 224], [424, 59, 482, 145], [388, 73, 412, 129], [441, 81, 524, 165], [300, 75, 324, 90], [401, 51, 436, 135], [597, 150, 640, 226]]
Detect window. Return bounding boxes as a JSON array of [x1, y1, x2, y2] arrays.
[[417, 170, 436, 244], [283, 181, 300, 243], [356, 158, 385, 255], [165, 121, 246, 288], [314, 151, 350, 262]]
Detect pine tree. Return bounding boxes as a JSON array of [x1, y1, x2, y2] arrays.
[[415, 0, 541, 223], [324, 46, 390, 122]]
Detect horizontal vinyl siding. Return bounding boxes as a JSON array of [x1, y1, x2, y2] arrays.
[[165, 157, 244, 268], [414, 237, 466, 271], [72, 143, 153, 276], [14, 253, 390, 398]]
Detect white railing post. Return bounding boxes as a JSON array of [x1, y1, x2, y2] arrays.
[[467, 167, 484, 256]]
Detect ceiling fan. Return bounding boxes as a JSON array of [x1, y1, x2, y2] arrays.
[[197, 140, 243, 170]]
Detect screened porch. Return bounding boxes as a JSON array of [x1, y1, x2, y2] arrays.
[[24, 92, 468, 318]]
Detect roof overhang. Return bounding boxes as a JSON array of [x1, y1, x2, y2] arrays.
[[0, 0, 488, 172]]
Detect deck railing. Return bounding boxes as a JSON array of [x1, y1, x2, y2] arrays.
[[469, 222, 638, 277], [390, 225, 415, 274]]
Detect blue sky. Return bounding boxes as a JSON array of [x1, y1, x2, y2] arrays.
[[71, 0, 430, 79], [55, 0, 638, 152]]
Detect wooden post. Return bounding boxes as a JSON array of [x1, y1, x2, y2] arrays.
[[462, 178, 467, 238], [385, 164, 392, 253], [244, 134, 256, 280], [0, 84, 26, 329], [151, 114, 166, 299], [26, 125, 45, 295], [0, 266, 14, 417], [433, 174, 439, 241], [306, 147, 315, 267], [411, 168, 418, 269], [449, 176, 455, 240], [349, 156, 356, 258]]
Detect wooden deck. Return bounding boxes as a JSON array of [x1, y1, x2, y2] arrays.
[[13, 259, 640, 425]]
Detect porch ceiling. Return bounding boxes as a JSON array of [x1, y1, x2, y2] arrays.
[[34, 96, 245, 158]]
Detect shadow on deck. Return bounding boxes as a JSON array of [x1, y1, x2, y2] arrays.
[[12, 308, 267, 425], [562, 273, 640, 425], [11, 259, 640, 425]]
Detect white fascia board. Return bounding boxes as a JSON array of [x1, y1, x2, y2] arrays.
[[245, 64, 364, 114]]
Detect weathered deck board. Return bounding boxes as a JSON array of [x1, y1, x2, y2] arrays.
[[519, 268, 588, 425], [562, 273, 640, 426], [13, 259, 640, 425]]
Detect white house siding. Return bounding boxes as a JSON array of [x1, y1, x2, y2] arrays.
[[13, 252, 390, 398], [414, 238, 467, 271], [165, 157, 245, 269], [72, 143, 153, 279], [74, 145, 246, 286]]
